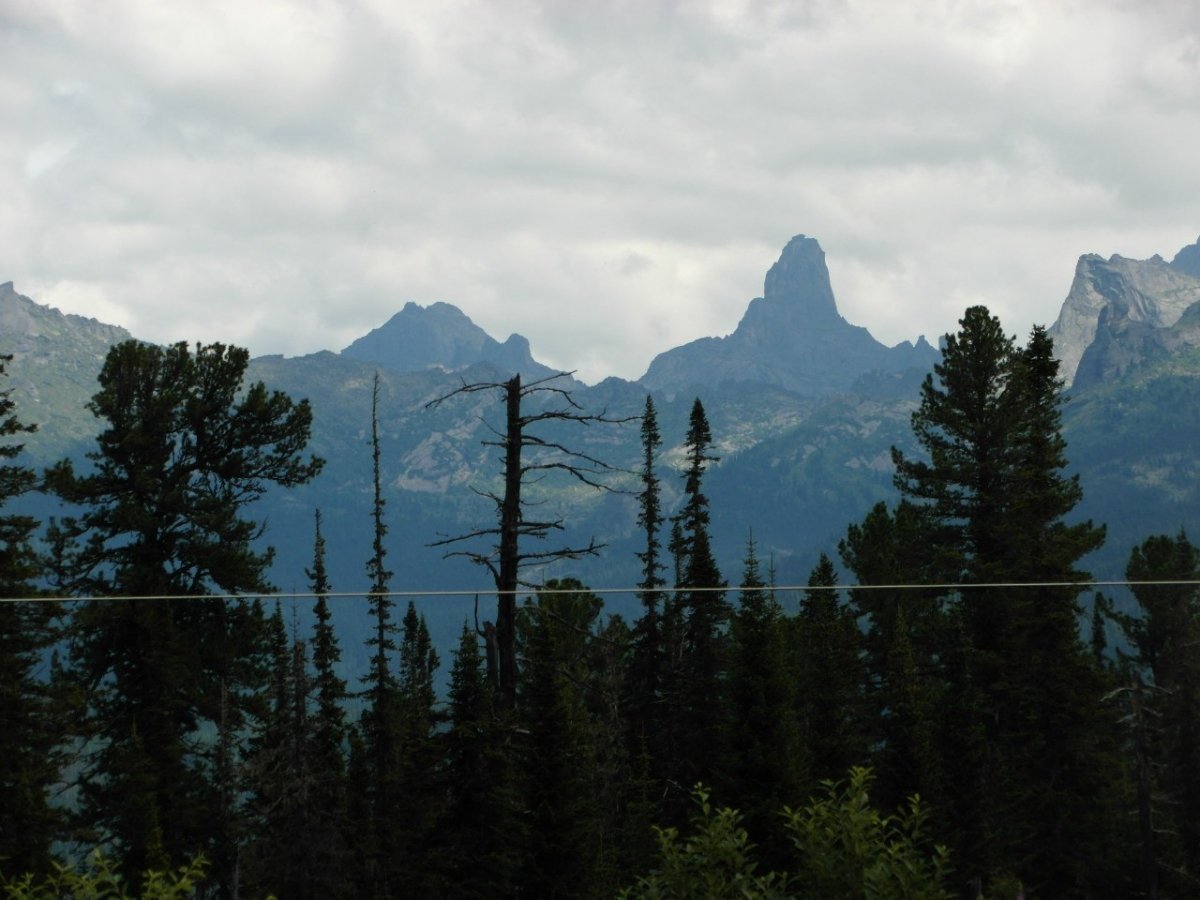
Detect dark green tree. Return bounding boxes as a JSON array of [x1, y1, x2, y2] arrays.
[[1120, 532, 1200, 896], [304, 510, 349, 893], [45, 340, 322, 888], [518, 579, 609, 898], [726, 536, 800, 867], [661, 398, 729, 812], [354, 372, 402, 900], [886, 309, 1122, 896], [428, 373, 632, 709], [628, 395, 665, 756], [392, 601, 442, 895], [435, 622, 524, 898], [794, 554, 864, 786], [0, 354, 59, 876]]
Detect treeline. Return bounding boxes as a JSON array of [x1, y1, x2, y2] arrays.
[[1, 309, 1199, 898]]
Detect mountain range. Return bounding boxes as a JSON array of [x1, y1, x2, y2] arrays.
[[5, 232, 1200, 663]]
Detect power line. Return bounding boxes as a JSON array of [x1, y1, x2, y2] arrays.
[[1, 579, 1196, 605]]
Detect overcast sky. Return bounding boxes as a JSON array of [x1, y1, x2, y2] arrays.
[[3, 0, 1198, 383]]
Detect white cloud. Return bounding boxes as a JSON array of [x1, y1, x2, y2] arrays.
[[1, 0, 1198, 382]]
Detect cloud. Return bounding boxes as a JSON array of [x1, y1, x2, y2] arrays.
[[2, 0, 1198, 382]]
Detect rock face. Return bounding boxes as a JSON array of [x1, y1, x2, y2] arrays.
[[341, 300, 555, 380], [1171, 236, 1200, 279], [0, 282, 134, 459], [1047, 252, 1200, 387], [638, 235, 937, 396]]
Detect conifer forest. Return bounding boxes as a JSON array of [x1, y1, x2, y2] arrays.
[[5, 306, 1200, 899]]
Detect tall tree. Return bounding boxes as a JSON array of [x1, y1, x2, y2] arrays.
[[887, 309, 1121, 896], [628, 395, 665, 768], [725, 536, 799, 867], [436, 622, 524, 898], [427, 372, 632, 707], [0, 354, 59, 876], [1120, 532, 1200, 897], [305, 510, 349, 896], [355, 372, 402, 900], [794, 554, 864, 786], [45, 340, 322, 888], [660, 399, 729, 810]]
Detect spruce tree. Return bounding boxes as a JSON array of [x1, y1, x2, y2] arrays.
[[518, 579, 606, 898], [355, 372, 401, 899], [725, 536, 800, 867], [0, 354, 59, 876], [305, 510, 349, 891], [794, 554, 864, 786], [663, 399, 729, 809], [1121, 532, 1200, 895], [393, 601, 442, 894], [628, 395, 665, 756], [45, 340, 322, 886], [887, 309, 1122, 896], [437, 622, 524, 898]]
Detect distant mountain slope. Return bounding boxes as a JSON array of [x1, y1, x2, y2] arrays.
[[341, 300, 556, 380], [0, 282, 131, 461], [1048, 245, 1200, 386], [639, 235, 937, 395]]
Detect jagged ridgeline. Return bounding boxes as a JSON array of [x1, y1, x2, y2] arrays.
[[4, 233, 1200, 658]]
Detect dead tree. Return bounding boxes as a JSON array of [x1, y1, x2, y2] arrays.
[[427, 372, 633, 708]]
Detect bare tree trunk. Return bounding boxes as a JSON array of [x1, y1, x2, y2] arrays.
[[497, 375, 522, 708]]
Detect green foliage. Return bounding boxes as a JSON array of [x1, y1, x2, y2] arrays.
[[1, 851, 207, 900], [619, 785, 788, 900], [621, 770, 953, 900], [785, 768, 952, 900]]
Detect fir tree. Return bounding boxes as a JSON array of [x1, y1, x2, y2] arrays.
[[663, 399, 729, 810], [725, 535, 800, 867], [0, 354, 59, 876], [45, 340, 322, 888], [436, 623, 524, 898]]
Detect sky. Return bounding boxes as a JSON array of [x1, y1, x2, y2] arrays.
[[2, 0, 1199, 384]]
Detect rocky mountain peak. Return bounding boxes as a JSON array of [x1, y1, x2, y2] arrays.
[[1048, 248, 1200, 387], [340, 300, 554, 379], [761, 234, 839, 320], [639, 235, 937, 395], [1171, 236, 1200, 279]]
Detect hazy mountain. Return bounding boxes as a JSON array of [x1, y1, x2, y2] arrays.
[[0, 282, 132, 461], [1171, 235, 1200, 279], [7, 232, 1200, 651], [1047, 248, 1200, 387], [341, 300, 556, 380], [639, 235, 938, 395]]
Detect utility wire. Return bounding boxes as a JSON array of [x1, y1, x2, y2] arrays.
[[2, 579, 1197, 605]]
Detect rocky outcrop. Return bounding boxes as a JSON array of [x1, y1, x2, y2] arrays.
[[341, 300, 555, 380], [638, 235, 937, 396], [1047, 252, 1200, 387], [0, 282, 134, 459], [1171, 236, 1200, 279]]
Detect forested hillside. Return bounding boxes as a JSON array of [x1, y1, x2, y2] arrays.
[[4, 302, 1200, 899]]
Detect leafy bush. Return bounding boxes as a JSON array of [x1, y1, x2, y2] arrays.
[[1, 850, 206, 899], [621, 768, 952, 899]]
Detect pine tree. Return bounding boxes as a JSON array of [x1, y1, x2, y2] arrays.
[[1120, 532, 1200, 895], [45, 340, 322, 887], [355, 372, 401, 899], [0, 354, 59, 876], [662, 399, 729, 811], [392, 601, 442, 894], [436, 622, 524, 898], [887, 310, 1122, 896], [725, 535, 800, 867], [628, 395, 665, 757], [518, 579, 607, 898], [794, 554, 864, 786]]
